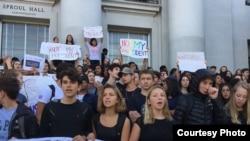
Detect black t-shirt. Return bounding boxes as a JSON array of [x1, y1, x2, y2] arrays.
[[39, 100, 93, 137], [135, 117, 173, 141], [128, 93, 146, 116], [122, 88, 141, 109], [93, 113, 127, 141]]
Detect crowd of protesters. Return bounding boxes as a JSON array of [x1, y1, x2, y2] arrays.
[[0, 35, 250, 141]]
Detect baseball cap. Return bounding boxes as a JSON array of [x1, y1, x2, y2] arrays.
[[118, 67, 134, 78]]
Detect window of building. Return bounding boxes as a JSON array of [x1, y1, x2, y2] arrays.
[[1, 22, 49, 60], [108, 30, 149, 69], [246, 0, 250, 5], [126, 0, 159, 4]]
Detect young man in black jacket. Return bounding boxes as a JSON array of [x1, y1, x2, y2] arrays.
[[173, 68, 227, 124], [0, 77, 39, 140]]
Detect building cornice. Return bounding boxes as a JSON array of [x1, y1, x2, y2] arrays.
[[0, 0, 58, 5], [102, 0, 161, 16]]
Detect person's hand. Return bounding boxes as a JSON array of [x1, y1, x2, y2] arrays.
[[84, 54, 89, 60], [204, 60, 208, 65], [3, 55, 11, 63], [118, 45, 122, 53], [208, 87, 218, 99], [73, 135, 87, 141], [9, 137, 17, 140], [31, 67, 39, 75], [94, 81, 103, 93], [143, 58, 148, 63], [87, 132, 95, 141], [176, 59, 179, 66]]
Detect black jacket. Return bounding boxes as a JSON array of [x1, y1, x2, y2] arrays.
[[0, 103, 40, 139], [173, 69, 227, 125], [173, 92, 226, 124]]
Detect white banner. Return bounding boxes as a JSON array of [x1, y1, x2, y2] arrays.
[[40, 42, 81, 60], [120, 38, 148, 58], [23, 54, 45, 73], [83, 26, 103, 38], [20, 76, 57, 114], [177, 52, 206, 72]]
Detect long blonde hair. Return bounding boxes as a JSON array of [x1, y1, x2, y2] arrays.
[[144, 85, 173, 124], [225, 80, 250, 124]]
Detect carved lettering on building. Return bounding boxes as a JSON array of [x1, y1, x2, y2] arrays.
[[2, 4, 45, 13]]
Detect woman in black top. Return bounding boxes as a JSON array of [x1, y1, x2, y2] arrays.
[[129, 85, 173, 141], [93, 84, 130, 141]]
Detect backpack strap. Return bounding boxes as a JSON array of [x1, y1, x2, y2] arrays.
[[18, 116, 26, 138], [48, 85, 55, 101]]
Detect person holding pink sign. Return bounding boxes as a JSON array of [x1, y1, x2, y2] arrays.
[[84, 37, 103, 70]]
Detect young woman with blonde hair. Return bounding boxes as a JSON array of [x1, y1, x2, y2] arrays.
[[224, 80, 250, 124], [129, 85, 173, 141]]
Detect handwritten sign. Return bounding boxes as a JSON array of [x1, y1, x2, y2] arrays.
[[40, 42, 81, 60], [23, 54, 45, 73], [20, 76, 57, 114], [83, 26, 103, 38], [120, 39, 148, 58], [177, 52, 206, 72]]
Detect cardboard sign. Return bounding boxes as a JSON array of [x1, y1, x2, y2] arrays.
[[40, 42, 81, 60], [23, 54, 45, 73], [177, 52, 206, 72]]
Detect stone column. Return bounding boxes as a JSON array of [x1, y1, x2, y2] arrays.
[[60, 0, 102, 59], [168, 0, 204, 68]]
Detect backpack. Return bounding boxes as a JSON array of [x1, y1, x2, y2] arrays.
[[48, 84, 55, 101]]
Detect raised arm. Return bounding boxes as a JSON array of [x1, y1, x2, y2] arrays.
[[141, 58, 148, 70], [118, 45, 123, 65], [176, 60, 180, 81]]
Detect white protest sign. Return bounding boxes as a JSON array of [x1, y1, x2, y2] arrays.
[[40, 42, 82, 60], [40, 42, 60, 55], [120, 38, 148, 58], [83, 26, 103, 38], [20, 76, 57, 114], [23, 54, 45, 73], [177, 52, 206, 72]]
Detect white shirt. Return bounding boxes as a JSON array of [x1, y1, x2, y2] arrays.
[[37, 84, 63, 104], [86, 42, 101, 60]]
